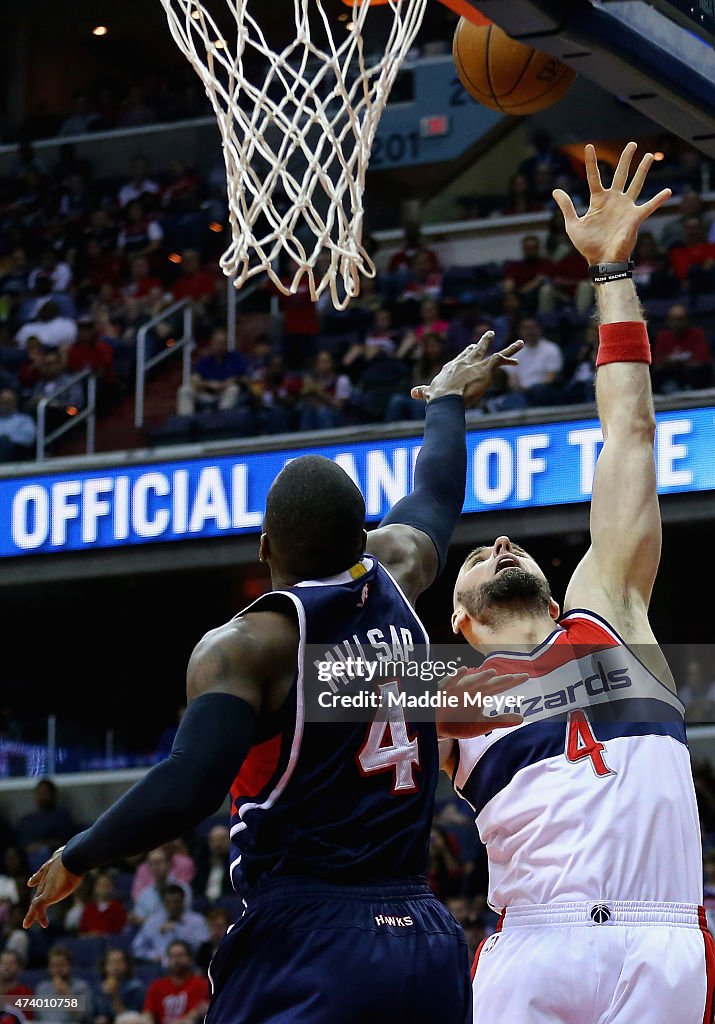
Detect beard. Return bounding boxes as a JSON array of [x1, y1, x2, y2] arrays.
[[459, 566, 552, 621]]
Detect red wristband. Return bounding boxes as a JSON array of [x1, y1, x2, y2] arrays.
[[596, 321, 651, 366]]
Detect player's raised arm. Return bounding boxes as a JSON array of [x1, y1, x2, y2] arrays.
[[553, 142, 671, 631], [23, 613, 295, 929], [366, 333, 523, 603]]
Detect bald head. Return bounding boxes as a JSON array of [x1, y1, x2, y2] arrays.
[[262, 456, 366, 581]]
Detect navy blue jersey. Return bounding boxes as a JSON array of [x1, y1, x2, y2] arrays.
[[228, 556, 437, 896]]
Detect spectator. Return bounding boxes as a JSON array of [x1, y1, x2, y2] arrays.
[[0, 849, 29, 911], [67, 316, 119, 415], [0, 248, 31, 322], [16, 780, 77, 857], [15, 301, 77, 356], [480, 364, 527, 414], [504, 316, 564, 406], [652, 304, 714, 392], [170, 250, 218, 311], [118, 158, 160, 210], [354, 308, 399, 362], [270, 266, 320, 371], [387, 222, 440, 276], [63, 874, 95, 934], [176, 327, 248, 416], [192, 826, 232, 908], [539, 238, 593, 317], [669, 218, 715, 292], [27, 250, 73, 295], [0, 950, 33, 1016], [661, 191, 711, 252], [59, 95, 101, 137], [297, 350, 352, 431], [397, 250, 443, 306], [632, 231, 676, 298], [116, 202, 164, 262], [142, 941, 208, 1024], [254, 354, 302, 433], [0, 388, 36, 462], [131, 886, 209, 967], [492, 292, 524, 352], [195, 907, 230, 972], [26, 349, 86, 438], [131, 850, 193, 925], [10, 141, 46, 182], [34, 945, 93, 1024], [502, 235, 553, 315], [93, 948, 145, 1024], [518, 128, 574, 191], [413, 297, 449, 342], [352, 345, 408, 423], [0, 905, 30, 969], [78, 873, 127, 937], [386, 333, 445, 422], [500, 172, 542, 217], [121, 257, 162, 302], [563, 323, 598, 404], [18, 275, 76, 327]]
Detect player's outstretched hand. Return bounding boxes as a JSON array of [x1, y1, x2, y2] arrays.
[[436, 666, 527, 740], [411, 332, 524, 408], [552, 141, 672, 266], [23, 847, 82, 929]]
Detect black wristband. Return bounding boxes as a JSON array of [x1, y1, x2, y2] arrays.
[[588, 261, 634, 284]]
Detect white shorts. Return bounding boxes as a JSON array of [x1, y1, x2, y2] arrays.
[[472, 901, 715, 1024]]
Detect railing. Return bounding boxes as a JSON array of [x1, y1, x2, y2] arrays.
[[134, 299, 194, 429], [36, 369, 97, 462]]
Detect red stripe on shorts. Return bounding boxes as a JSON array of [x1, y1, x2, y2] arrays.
[[699, 906, 715, 1024], [471, 910, 505, 982]]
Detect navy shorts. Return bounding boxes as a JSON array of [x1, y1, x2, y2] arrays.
[[206, 877, 472, 1024]]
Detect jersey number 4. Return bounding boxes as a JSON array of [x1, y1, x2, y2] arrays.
[[565, 710, 615, 777], [357, 681, 420, 793]]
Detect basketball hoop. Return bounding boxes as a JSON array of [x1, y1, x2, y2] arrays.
[[159, 0, 427, 309]]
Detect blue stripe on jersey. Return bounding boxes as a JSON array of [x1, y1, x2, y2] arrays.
[[458, 703, 687, 819]]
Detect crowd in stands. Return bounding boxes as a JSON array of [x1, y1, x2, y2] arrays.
[[1, 129, 715, 461], [2, 751, 715, 1020]]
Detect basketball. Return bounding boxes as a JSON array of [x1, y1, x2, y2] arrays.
[[452, 19, 577, 115]]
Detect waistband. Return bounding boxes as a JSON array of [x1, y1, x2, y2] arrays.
[[501, 901, 705, 929], [243, 875, 434, 905]]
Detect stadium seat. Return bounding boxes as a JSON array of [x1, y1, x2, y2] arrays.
[[134, 962, 163, 985], [147, 414, 199, 447], [195, 406, 260, 441], [61, 934, 108, 968]]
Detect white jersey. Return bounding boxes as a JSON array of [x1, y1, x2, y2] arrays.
[[454, 609, 703, 912]]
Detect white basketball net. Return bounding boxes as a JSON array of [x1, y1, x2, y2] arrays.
[[159, 0, 427, 309]]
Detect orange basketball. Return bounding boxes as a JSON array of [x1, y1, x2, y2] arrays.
[[452, 20, 576, 115]]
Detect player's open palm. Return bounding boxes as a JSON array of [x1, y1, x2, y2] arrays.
[[23, 847, 82, 929], [412, 332, 524, 408], [436, 666, 527, 740], [552, 142, 672, 266]]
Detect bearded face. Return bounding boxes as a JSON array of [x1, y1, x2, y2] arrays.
[[459, 565, 553, 620]]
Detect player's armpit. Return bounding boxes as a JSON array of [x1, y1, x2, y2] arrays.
[[365, 523, 438, 605]]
